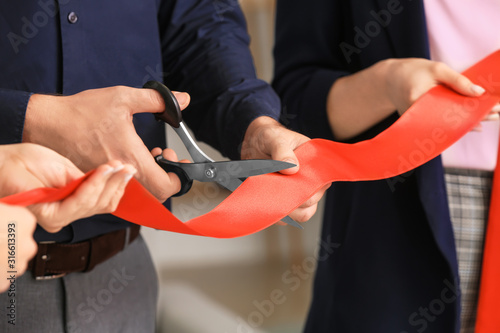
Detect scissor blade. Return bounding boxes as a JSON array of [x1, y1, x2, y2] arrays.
[[209, 159, 296, 180], [169, 159, 294, 183], [163, 159, 302, 229]]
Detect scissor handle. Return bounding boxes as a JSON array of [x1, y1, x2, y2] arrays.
[[155, 156, 193, 197], [143, 81, 183, 128]]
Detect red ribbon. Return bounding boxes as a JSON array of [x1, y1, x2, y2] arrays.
[[2, 51, 500, 331]]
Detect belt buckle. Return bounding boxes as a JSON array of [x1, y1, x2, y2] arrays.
[[36, 272, 67, 280], [36, 240, 66, 280]]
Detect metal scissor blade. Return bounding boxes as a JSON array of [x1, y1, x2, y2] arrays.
[[211, 159, 296, 179], [217, 178, 303, 229], [173, 123, 214, 163], [177, 159, 295, 183], [279, 216, 303, 229]]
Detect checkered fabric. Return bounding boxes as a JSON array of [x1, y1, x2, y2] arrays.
[[444, 168, 493, 333]]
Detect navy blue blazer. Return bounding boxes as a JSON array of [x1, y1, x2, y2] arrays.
[[274, 0, 461, 332]]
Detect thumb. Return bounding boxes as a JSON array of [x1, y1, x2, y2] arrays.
[[131, 89, 191, 115], [130, 88, 166, 115], [270, 142, 300, 175], [173, 92, 191, 110]]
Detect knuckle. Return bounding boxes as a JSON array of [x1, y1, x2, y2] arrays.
[[431, 62, 447, 74], [149, 90, 165, 109], [112, 86, 132, 109], [104, 199, 120, 213], [94, 201, 110, 214], [299, 206, 318, 222], [79, 200, 93, 214], [113, 85, 129, 96], [109, 199, 121, 213], [455, 75, 470, 88], [154, 189, 171, 203], [407, 87, 422, 104]]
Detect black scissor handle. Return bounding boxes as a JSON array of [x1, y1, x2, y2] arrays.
[[143, 81, 182, 128], [155, 156, 193, 197]]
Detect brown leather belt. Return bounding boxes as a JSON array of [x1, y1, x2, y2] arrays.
[[28, 225, 141, 280]]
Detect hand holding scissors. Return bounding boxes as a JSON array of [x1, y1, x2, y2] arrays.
[[144, 81, 303, 229]]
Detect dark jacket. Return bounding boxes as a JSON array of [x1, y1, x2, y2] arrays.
[[274, 1, 460, 332]]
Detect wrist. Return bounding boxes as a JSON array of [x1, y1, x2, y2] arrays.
[[247, 115, 281, 129], [244, 116, 281, 140], [241, 116, 282, 159], [0, 144, 11, 172], [23, 94, 62, 144], [372, 59, 397, 110]]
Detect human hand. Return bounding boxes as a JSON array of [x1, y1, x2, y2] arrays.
[[383, 58, 485, 115], [327, 58, 490, 140], [472, 103, 500, 131], [0, 143, 136, 233], [23, 86, 191, 202], [241, 116, 331, 223], [0, 203, 37, 292]]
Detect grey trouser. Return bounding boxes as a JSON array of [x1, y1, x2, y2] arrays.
[[0, 234, 158, 333]]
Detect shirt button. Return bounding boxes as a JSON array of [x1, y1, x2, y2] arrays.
[[67, 12, 78, 24]]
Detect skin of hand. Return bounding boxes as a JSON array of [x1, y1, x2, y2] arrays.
[[0, 143, 137, 233], [0, 203, 37, 292], [22, 86, 191, 202], [327, 58, 487, 141], [240, 116, 331, 223], [473, 103, 500, 131]]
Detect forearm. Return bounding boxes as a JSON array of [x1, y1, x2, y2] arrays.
[[326, 60, 396, 141]]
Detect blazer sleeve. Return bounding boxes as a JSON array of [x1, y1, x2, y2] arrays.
[[0, 89, 32, 144], [273, 0, 352, 141], [157, 0, 281, 160]]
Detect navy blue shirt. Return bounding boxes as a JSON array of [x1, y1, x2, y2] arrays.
[[0, 0, 280, 243]]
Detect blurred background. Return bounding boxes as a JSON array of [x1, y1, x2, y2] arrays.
[[142, 1, 326, 332]]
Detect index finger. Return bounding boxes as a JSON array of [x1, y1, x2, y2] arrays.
[[434, 63, 485, 97]]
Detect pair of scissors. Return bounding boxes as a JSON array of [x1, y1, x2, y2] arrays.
[[143, 81, 303, 229]]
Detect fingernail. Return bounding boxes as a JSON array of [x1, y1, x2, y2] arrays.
[[173, 92, 189, 106], [112, 165, 125, 173], [491, 104, 500, 112], [102, 166, 114, 176], [123, 166, 137, 183], [471, 84, 485, 95], [124, 173, 134, 183], [486, 113, 500, 121]]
